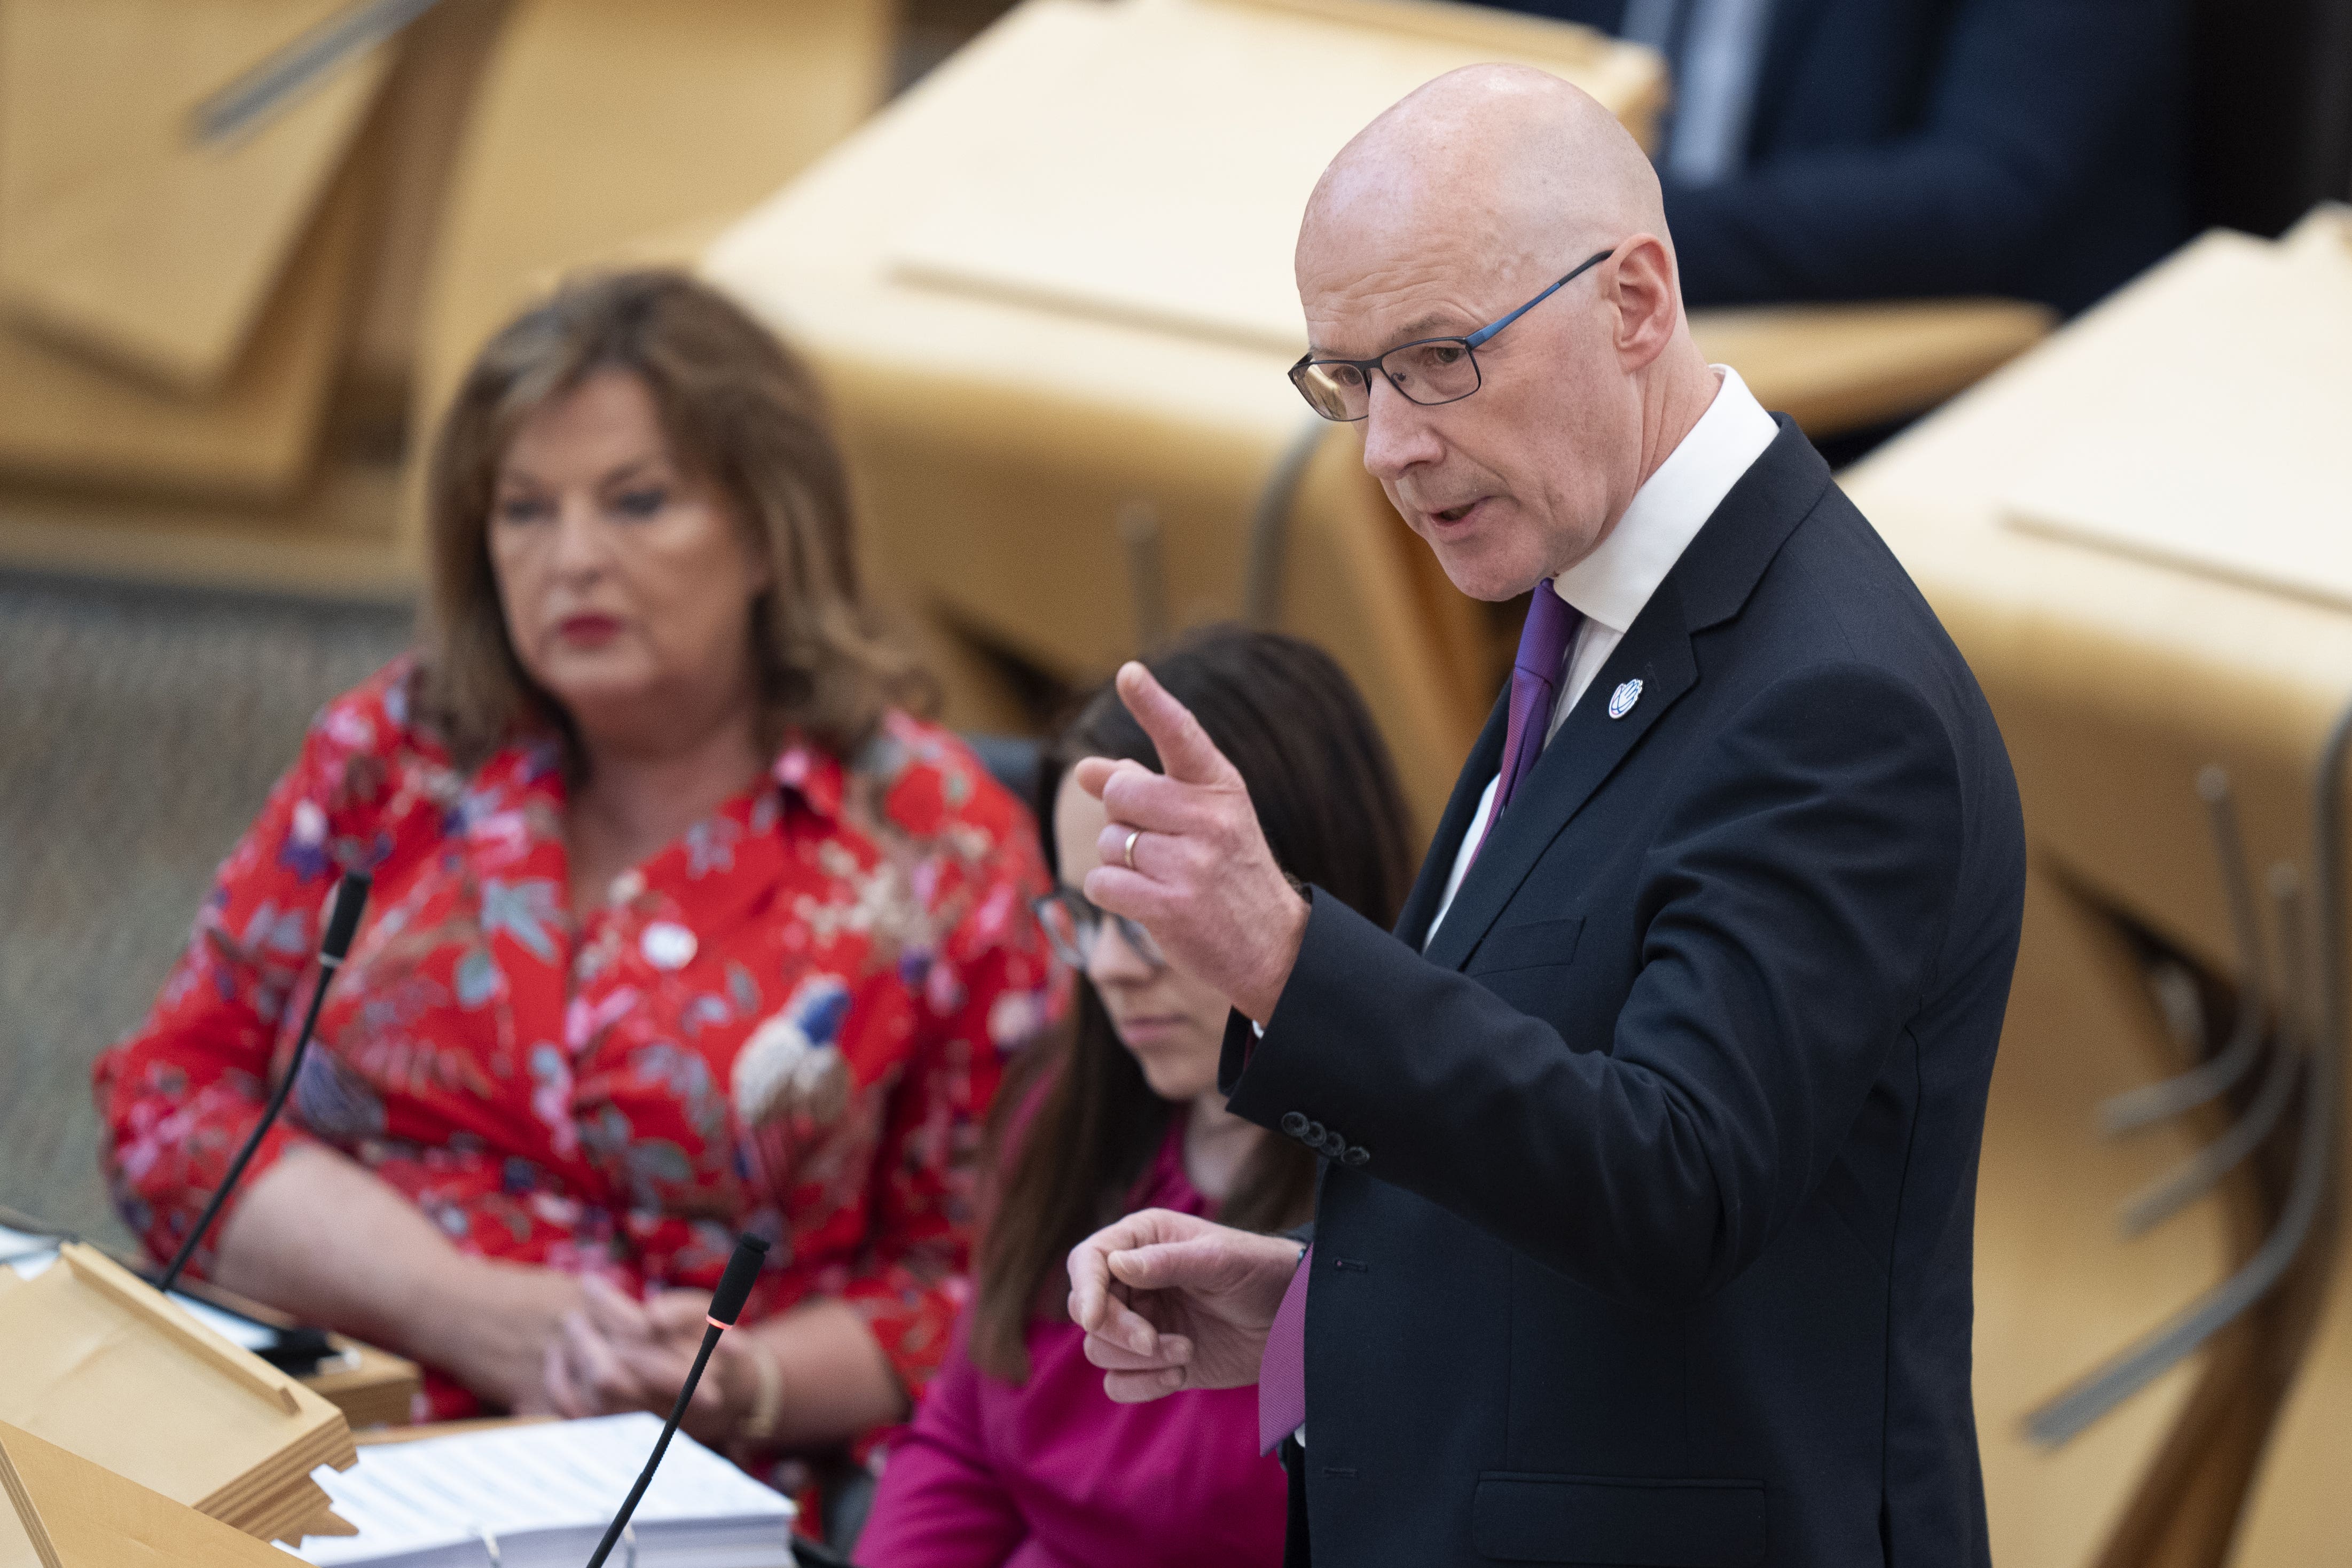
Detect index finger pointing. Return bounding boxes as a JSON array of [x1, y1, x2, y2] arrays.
[[1116, 662, 1237, 788]]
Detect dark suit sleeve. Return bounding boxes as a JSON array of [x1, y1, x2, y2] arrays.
[[1223, 662, 1964, 1308], [1666, 0, 2180, 305]]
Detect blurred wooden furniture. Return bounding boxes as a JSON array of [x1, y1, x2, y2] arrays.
[[1973, 871, 2253, 1568], [1839, 207, 2352, 1568], [1, 1420, 300, 1568], [352, 1414, 552, 1446], [701, 0, 2053, 833], [1689, 297, 2052, 439], [305, 1339, 423, 1430], [702, 0, 1667, 835], [0, 0, 891, 594], [2169, 209, 2352, 1568], [0, 1243, 358, 1545], [0, 0, 388, 495], [407, 0, 896, 452]]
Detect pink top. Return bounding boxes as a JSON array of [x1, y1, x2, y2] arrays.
[[857, 1121, 1288, 1568]]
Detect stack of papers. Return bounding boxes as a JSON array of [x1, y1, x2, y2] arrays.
[[296, 1415, 797, 1568]]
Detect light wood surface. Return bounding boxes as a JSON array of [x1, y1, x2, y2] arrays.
[[306, 1339, 424, 1431], [1, 1420, 298, 1568], [0, 145, 367, 499], [0, 1244, 356, 1545], [343, 0, 518, 396], [0, 0, 392, 393], [1689, 296, 2052, 438], [59, 1249, 299, 1416], [352, 1415, 553, 1447], [408, 0, 895, 462], [884, 0, 1663, 356], [1840, 215, 2352, 1567], [1973, 872, 2248, 1568], [0, 455, 409, 600]]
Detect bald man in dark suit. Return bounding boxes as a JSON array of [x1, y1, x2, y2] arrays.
[[1064, 66, 2025, 1567]]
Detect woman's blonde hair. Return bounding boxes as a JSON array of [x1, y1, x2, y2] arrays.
[[418, 269, 928, 770]]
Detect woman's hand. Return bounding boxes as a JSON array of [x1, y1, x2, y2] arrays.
[[543, 1277, 760, 1447], [407, 1255, 589, 1415]]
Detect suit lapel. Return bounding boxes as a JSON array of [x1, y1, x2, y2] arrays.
[[1416, 417, 1832, 974], [1421, 582, 1699, 973], [1394, 688, 1510, 948]]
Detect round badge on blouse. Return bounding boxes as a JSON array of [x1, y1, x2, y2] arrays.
[[641, 921, 698, 970]]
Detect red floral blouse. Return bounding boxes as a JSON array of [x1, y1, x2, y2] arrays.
[[93, 657, 1062, 1421]]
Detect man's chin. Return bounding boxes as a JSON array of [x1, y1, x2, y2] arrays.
[[1428, 538, 1542, 604]]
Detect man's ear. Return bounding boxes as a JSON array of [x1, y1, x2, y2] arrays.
[[1609, 234, 1681, 371]]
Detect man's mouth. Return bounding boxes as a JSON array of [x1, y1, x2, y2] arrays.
[[1431, 498, 1482, 526]]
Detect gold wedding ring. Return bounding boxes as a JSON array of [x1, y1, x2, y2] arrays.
[[1123, 827, 1142, 872]]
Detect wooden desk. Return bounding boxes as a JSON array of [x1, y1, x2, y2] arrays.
[[1840, 211, 2352, 1568], [0, 0, 888, 581], [307, 1338, 424, 1431], [1690, 296, 2052, 438]]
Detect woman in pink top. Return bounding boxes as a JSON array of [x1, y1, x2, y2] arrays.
[[856, 628, 1418, 1568]]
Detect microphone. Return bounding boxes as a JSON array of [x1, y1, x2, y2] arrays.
[[156, 872, 373, 1295], [585, 1233, 770, 1568]]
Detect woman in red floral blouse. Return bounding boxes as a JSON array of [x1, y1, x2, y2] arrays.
[[91, 272, 1060, 1462]]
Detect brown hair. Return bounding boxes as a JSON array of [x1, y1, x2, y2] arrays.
[[417, 268, 927, 769], [970, 625, 1419, 1382]]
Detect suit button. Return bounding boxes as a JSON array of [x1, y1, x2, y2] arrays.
[[1305, 1120, 1327, 1146], [1281, 1112, 1308, 1138], [1321, 1131, 1348, 1158], [1344, 1146, 1370, 1167]]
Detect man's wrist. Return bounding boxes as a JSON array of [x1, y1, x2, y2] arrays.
[[1238, 888, 1311, 1025]]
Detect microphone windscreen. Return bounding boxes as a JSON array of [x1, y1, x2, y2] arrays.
[[709, 1233, 770, 1325], [320, 873, 374, 962]]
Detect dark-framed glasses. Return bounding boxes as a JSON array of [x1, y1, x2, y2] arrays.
[[1033, 888, 1166, 972], [1288, 247, 1617, 422]]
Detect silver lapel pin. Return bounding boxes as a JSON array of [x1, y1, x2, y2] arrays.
[[1607, 678, 1643, 719]]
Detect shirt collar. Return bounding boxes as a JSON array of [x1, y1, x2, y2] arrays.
[[1551, 364, 1779, 633]]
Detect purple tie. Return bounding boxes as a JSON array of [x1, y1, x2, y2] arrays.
[[1470, 581, 1581, 864], [1259, 1244, 1312, 1453]]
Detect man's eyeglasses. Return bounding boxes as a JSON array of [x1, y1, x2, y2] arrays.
[[1288, 247, 1616, 422], [1033, 888, 1166, 973]]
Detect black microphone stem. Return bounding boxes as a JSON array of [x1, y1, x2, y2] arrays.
[[158, 873, 371, 1295], [583, 1324, 724, 1568], [585, 1232, 769, 1568]]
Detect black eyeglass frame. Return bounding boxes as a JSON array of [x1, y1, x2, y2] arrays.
[[1287, 247, 1618, 422], [1031, 888, 1166, 973]]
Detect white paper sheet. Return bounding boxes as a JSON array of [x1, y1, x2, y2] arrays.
[[296, 1413, 795, 1568]]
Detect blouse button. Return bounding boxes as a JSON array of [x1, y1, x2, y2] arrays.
[[641, 921, 698, 970]]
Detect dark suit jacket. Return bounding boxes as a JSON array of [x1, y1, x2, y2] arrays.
[[1491, 0, 2190, 313], [1221, 419, 2026, 1567]]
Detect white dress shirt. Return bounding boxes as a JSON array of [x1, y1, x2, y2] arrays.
[[1423, 365, 1779, 944]]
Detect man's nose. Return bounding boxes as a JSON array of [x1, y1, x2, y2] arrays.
[[1359, 376, 1443, 480]]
